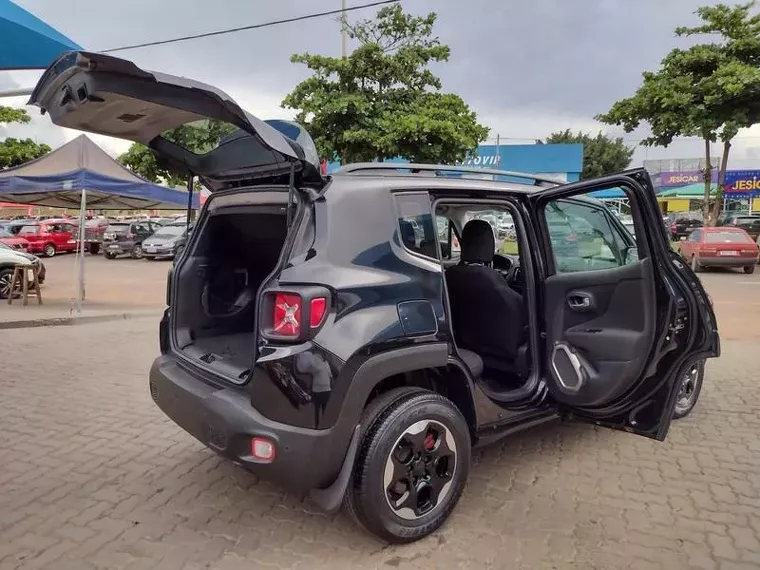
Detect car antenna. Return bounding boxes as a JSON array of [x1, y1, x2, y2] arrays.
[[286, 162, 296, 227]]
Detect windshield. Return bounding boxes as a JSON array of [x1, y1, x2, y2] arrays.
[[153, 224, 186, 237], [705, 231, 753, 243]]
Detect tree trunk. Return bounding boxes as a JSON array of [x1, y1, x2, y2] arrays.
[[702, 137, 713, 224], [710, 139, 731, 226]]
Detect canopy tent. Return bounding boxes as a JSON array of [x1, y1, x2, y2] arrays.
[[0, 134, 198, 209], [0, 0, 80, 72], [0, 135, 196, 313]]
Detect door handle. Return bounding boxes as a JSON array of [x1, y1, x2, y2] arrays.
[[567, 293, 593, 312]]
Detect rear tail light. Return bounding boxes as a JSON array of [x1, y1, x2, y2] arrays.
[[273, 293, 301, 337], [263, 287, 331, 342]]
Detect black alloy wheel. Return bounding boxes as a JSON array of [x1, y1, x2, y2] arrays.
[[345, 388, 471, 543]]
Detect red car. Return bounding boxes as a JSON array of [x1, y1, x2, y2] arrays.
[[16, 221, 78, 257], [0, 229, 29, 251], [680, 226, 759, 274]]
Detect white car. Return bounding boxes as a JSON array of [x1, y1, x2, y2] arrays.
[[0, 242, 45, 299]]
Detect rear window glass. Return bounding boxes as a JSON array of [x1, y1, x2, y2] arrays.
[[705, 231, 752, 243], [106, 224, 129, 233], [18, 225, 39, 235]]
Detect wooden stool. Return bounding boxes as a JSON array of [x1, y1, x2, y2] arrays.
[[7, 263, 43, 306]]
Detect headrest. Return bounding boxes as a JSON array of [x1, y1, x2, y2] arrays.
[[461, 219, 495, 264]]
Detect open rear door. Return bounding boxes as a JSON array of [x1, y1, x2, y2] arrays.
[[529, 169, 719, 440]]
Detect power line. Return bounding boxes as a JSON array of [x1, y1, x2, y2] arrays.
[[100, 0, 398, 53]]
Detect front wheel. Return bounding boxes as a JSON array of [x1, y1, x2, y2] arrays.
[[0, 268, 17, 299], [744, 265, 755, 275], [345, 388, 471, 543], [43, 243, 56, 258], [673, 360, 705, 419]]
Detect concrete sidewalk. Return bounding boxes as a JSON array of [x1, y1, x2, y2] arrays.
[[0, 299, 162, 329]]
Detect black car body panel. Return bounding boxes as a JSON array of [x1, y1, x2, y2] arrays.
[[669, 213, 703, 240]]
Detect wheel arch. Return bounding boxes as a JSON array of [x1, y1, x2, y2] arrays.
[[341, 343, 478, 437]]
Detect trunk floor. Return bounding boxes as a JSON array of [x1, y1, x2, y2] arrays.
[[189, 333, 253, 369]]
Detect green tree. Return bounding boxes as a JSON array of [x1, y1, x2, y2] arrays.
[[544, 130, 634, 179], [0, 106, 51, 169], [597, 2, 760, 225], [118, 120, 236, 187], [282, 5, 489, 164]]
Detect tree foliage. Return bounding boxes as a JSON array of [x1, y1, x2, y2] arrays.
[[544, 130, 634, 179], [0, 106, 51, 169], [597, 2, 760, 224], [282, 5, 489, 164], [118, 120, 236, 187]]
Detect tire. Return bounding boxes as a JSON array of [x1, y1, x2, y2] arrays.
[[344, 387, 471, 543], [673, 360, 705, 419], [744, 265, 755, 275], [130, 244, 143, 259], [43, 243, 56, 258], [691, 255, 701, 273], [89, 243, 101, 255], [103, 251, 117, 260], [0, 268, 17, 300], [144, 255, 155, 261]]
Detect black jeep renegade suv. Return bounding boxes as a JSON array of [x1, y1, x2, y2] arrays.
[[30, 51, 720, 543]]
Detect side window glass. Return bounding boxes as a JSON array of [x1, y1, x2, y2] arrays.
[[395, 193, 438, 260], [545, 198, 638, 273]]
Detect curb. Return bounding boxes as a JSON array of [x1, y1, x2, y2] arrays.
[[0, 311, 158, 330]]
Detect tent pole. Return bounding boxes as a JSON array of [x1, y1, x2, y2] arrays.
[[186, 174, 194, 228], [77, 189, 87, 313]]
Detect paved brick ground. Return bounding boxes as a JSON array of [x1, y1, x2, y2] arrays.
[[2, 258, 760, 568], [1, 315, 759, 570]]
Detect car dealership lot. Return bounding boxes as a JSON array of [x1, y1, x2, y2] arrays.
[[0, 258, 759, 569]]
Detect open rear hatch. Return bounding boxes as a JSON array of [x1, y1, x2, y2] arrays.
[[30, 51, 323, 382], [29, 50, 322, 190]]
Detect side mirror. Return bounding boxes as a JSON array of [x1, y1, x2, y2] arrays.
[[679, 236, 687, 242]]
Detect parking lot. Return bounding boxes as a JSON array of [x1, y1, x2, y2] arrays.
[[1, 255, 760, 569]]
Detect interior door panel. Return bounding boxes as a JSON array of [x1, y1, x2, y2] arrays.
[[545, 254, 656, 407]]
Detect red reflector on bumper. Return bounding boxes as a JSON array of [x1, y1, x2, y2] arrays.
[[251, 437, 276, 462]]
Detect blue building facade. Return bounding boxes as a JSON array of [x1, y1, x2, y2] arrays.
[[326, 143, 584, 182]]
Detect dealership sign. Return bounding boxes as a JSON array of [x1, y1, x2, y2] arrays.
[[659, 170, 717, 187], [723, 170, 760, 197]]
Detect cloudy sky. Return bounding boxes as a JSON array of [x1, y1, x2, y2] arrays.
[[3, 0, 760, 167]]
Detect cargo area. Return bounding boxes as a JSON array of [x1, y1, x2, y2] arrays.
[[171, 194, 291, 381]]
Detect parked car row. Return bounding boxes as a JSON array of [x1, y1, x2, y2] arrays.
[[0, 216, 191, 259], [679, 226, 760, 274]]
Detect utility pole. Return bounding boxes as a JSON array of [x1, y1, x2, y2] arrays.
[[341, 0, 347, 57]]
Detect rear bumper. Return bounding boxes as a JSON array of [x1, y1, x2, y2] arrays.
[[103, 242, 133, 254], [149, 355, 348, 493], [698, 255, 757, 267]]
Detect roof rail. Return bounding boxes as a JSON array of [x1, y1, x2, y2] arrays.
[[334, 162, 564, 186]]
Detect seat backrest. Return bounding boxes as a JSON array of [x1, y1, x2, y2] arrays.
[[445, 264, 524, 361]]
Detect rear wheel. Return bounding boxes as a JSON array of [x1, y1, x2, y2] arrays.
[[130, 244, 143, 259], [43, 243, 56, 258], [344, 388, 471, 543], [103, 251, 117, 260], [744, 265, 755, 275], [0, 268, 17, 299], [673, 360, 705, 419]]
